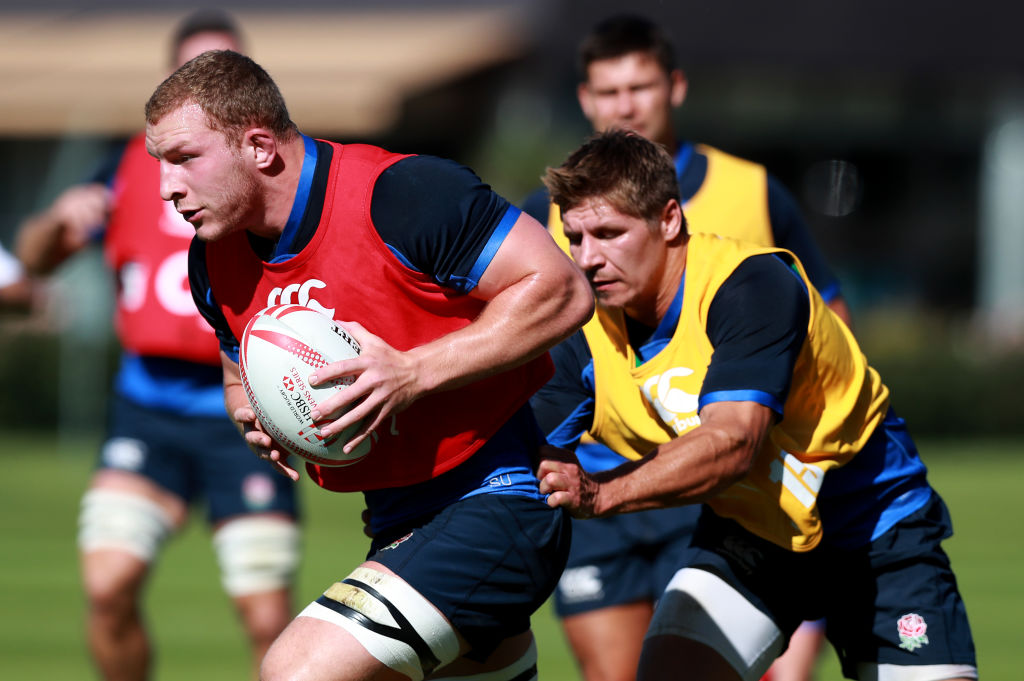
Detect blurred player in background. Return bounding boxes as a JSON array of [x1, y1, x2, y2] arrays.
[[15, 11, 299, 681], [524, 14, 850, 681], [147, 49, 592, 681], [536, 130, 977, 681]]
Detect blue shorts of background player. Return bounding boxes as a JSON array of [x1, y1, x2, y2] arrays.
[[554, 506, 700, 617], [98, 393, 298, 521]]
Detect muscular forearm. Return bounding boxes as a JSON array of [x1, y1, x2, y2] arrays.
[[16, 213, 69, 275], [590, 402, 775, 516], [593, 426, 753, 515]]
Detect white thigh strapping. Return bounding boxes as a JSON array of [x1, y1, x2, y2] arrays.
[[857, 662, 979, 681], [430, 638, 538, 681], [77, 488, 174, 562], [212, 516, 300, 597], [299, 566, 460, 681], [647, 567, 784, 681]]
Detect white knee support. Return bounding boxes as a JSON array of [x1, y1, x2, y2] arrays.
[[212, 516, 300, 597], [430, 638, 538, 681], [298, 566, 460, 681], [648, 567, 784, 681], [77, 488, 175, 562]]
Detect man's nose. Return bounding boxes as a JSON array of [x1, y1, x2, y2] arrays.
[[159, 163, 184, 202]]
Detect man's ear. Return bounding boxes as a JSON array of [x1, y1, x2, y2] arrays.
[[577, 81, 595, 122], [661, 199, 685, 242], [669, 69, 688, 108], [243, 129, 277, 169]]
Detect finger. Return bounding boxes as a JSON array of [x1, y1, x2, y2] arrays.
[[309, 357, 365, 387], [310, 380, 369, 422], [544, 490, 568, 509], [270, 459, 300, 482], [538, 470, 567, 496], [233, 406, 257, 423], [536, 460, 557, 479], [245, 429, 272, 450]]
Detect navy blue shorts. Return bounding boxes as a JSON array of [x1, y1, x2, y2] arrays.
[[553, 505, 700, 617], [368, 493, 571, 660], [688, 493, 976, 676], [99, 394, 298, 523]]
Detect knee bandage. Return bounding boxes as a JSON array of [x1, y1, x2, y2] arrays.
[[212, 516, 300, 597], [299, 566, 460, 681], [648, 568, 784, 681], [430, 638, 538, 681], [77, 488, 175, 562]]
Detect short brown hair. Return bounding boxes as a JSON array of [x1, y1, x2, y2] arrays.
[[145, 50, 297, 144], [544, 130, 682, 225], [578, 14, 676, 79]]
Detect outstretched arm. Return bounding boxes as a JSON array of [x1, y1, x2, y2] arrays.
[[538, 400, 775, 517], [15, 183, 110, 274]]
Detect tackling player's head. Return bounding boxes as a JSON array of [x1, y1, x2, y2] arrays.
[[576, 14, 687, 152], [545, 129, 682, 224], [544, 130, 687, 321]]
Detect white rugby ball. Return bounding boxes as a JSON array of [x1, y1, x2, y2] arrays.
[[239, 304, 369, 467]]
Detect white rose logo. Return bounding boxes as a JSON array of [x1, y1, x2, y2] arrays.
[[897, 613, 929, 651]]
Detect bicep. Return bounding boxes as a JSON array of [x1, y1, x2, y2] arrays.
[[698, 399, 778, 463], [472, 210, 576, 301]]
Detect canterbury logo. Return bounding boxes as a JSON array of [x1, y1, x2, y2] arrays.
[[266, 279, 335, 317], [642, 367, 702, 434]]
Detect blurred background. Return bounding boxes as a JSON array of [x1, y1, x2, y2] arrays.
[[2, 0, 1024, 438], [0, 1, 1021, 678]]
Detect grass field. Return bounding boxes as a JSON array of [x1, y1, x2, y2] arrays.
[[1, 432, 1019, 680]]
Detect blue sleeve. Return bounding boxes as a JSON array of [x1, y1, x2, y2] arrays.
[[766, 174, 841, 303], [370, 155, 517, 293], [187, 237, 239, 362], [529, 330, 594, 449], [701, 254, 809, 415]]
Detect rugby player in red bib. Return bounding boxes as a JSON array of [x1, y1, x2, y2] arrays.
[[145, 49, 593, 681]]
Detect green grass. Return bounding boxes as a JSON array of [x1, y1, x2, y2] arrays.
[[1, 433, 1018, 679]]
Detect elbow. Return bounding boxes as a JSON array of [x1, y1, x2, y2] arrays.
[[563, 269, 595, 333], [710, 428, 760, 490]]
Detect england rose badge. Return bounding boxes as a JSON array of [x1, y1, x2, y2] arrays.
[[897, 613, 929, 651]]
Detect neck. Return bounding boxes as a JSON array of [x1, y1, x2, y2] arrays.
[[627, 240, 688, 327]]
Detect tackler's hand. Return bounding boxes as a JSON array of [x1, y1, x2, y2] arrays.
[[536, 445, 602, 518]]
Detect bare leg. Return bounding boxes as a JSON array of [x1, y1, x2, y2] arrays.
[[561, 602, 654, 681], [79, 471, 186, 681], [81, 548, 152, 681], [233, 588, 294, 679], [762, 620, 825, 681]]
